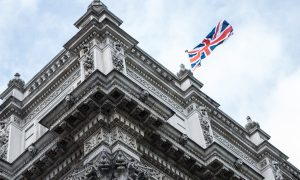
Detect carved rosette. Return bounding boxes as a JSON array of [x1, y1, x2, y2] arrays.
[[0, 121, 9, 160], [271, 161, 284, 180], [198, 106, 214, 147], [112, 42, 124, 72]]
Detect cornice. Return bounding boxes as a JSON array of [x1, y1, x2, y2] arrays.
[[211, 117, 258, 157], [22, 66, 80, 127]]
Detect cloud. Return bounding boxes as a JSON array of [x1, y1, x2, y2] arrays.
[[260, 69, 300, 167]]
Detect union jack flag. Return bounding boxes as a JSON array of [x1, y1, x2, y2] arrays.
[[187, 20, 233, 70]]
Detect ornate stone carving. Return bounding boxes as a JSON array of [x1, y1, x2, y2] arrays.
[[234, 158, 244, 169], [0, 120, 8, 160], [111, 128, 137, 150], [84, 129, 105, 155], [81, 44, 94, 77], [176, 64, 192, 78], [198, 106, 213, 146], [245, 116, 260, 132], [94, 150, 111, 171], [112, 42, 124, 72], [139, 89, 149, 102], [113, 150, 128, 169], [64, 150, 166, 180], [179, 134, 188, 145], [272, 161, 283, 180], [8, 73, 25, 90], [260, 159, 268, 169], [65, 94, 75, 108], [28, 145, 37, 156]]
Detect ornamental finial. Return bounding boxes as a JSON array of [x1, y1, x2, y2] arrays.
[[88, 0, 106, 11], [8, 73, 25, 90], [245, 116, 260, 132]]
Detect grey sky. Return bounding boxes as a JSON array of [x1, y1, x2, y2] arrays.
[[0, 0, 299, 168]]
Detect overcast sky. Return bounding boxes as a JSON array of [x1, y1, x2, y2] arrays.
[[0, 0, 299, 168]]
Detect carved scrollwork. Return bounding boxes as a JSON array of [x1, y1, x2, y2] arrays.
[[0, 120, 9, 160], [81, 43, 94, 77], [112, 42, 124, 72]]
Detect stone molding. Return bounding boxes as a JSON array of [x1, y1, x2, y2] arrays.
[[126, 68, 184, 113], [27, 50, 73, 94], [129, 48, 174, 82], [22, 70, 80, 126]]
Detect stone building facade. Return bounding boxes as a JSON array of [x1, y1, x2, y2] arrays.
[[0, 1, 299, 179]]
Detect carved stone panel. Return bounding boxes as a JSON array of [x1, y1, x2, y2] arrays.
[[111, 127, 137, 150], [198, 106, 213, 147], [81, 43, 95, 78], [84, 128, 109, 155], [84, 127, 137, 156], [0, 120, 8, 160], [64, 150, 170, 180], [112, 42, 125, 72]]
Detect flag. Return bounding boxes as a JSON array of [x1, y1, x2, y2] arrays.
[[187, 20, 233, 70]]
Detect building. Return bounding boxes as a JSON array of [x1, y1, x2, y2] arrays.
[[0, 0, 299, 179]]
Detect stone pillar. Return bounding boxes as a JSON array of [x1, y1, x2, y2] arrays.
[[186, 105, 214, 148]]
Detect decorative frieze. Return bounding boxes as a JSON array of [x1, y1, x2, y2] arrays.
[[111, 127, 137, 150], [24, 70, 80, 125], [84, 128, 109, 155], [127, 68, 184, 113], [213, 132, 258, 169], [84, 127, 137, 155], [64, 150, 166, 180]]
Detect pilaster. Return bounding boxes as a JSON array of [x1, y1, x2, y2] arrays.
[[6, 115, 23, 162], [186, 105, 214, 148]]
